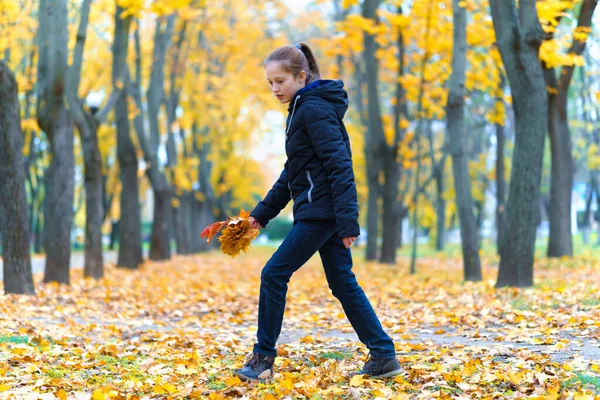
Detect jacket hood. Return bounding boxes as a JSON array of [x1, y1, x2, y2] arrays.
[[288, 79, 348, 119]]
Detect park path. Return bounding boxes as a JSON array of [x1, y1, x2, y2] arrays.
[[0, 251, 118, 277]]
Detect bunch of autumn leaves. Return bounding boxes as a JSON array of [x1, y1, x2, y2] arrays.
[[201, 209, 261, 258]]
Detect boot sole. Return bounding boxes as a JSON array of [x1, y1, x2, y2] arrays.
[[371, 367, 403, 379], [234, 370, 271, 382]]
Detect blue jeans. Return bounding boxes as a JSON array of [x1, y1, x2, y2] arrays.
[[253, 221, 396, 358]]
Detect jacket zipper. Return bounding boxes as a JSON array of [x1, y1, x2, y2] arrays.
[[306, 170, 314, 203], [285, 95, 301, 136], [288, 182, 292, 199]]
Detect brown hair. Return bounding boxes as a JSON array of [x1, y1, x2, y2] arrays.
[[264, 42, 321, 85]]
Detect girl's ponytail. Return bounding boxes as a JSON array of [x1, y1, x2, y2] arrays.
[[265, 42, 321, 84], [297, 42, 321, 84]]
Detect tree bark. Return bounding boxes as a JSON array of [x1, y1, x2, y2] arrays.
[[495, 75, 506, 254], [113, 7, 142, 269], [380, 6, 407, 264], [409, 0, 435, 275], [167, 22, 190, 255], [0, 62, 35, 295], [146, 15, 176, 261], [491, 0, 548, 288], [190, 124, 217, 253], [67, 0, 121, 279], [36, 0, 74, 285], [434, 163, 446, 251], [545, 0, 597, 257], [362, 0, 385, 262], [173, 193, 192, 255], [446, 0, 481, 281], [149, 190, 171, 260], [545, 71, 573, 257]]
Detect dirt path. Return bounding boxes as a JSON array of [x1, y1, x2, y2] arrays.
[[0, 251, 118, 277]]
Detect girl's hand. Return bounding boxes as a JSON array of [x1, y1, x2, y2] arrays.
[[343, 237, 357, 249], [249, 216, 264, 229]]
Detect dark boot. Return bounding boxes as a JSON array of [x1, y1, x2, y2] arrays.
[[359, 354, 403, 379], [234, 353, 275, 381]]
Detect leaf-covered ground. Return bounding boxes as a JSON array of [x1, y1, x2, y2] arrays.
[[1, 247, 599, 399]]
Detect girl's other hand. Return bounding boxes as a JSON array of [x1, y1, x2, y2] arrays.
[[343, 237, 357, 249], [249, 216, 264, 229]]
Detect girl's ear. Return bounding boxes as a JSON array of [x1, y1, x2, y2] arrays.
[[297, 70, 307, 85]]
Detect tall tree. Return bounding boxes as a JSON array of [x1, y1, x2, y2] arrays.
[[36, 0, 74, 285], [446, 0, 481, 281], [66, 0, 121, 279], [361, 0, 384, 261], [147, 14, 176, 261], [380, 4, 408, 264], [544, 0, 598, 257], [0, 61, 35, 295], [490, 0, 548, 287], [167, 21, 191, 256], [495, 74, 507, 254], [113, 4, 142, 269]]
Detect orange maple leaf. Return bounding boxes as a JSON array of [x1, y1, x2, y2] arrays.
[[200, 221, 227, 243], [200, 209, 260, 257]]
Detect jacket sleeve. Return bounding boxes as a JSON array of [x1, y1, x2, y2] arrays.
[[304, 104, 360, 238], [250, 161, 291, 228]]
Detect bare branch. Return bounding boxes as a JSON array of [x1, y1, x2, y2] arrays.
[[66, 0, 91, 134], [558, 0, 598, 92], [94, 87, 123, 124]]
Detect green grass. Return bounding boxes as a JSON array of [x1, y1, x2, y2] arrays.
[[509, 299, 532, 311], [394, 232, 600, 261], [581, 299, 600, 306], [46, 368, 66, 378], [0, 335, 28, 344], [563, 372, 600, 392], [320, 350, 353, 361], [207, 374, 226, 390]]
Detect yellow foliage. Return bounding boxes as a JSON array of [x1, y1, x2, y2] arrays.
[[342, 0, 360, 9], [117, 0, 143, 18], [20, 118, 40, 133]]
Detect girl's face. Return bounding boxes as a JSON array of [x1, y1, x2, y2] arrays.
[[265, 61, 306, 104]]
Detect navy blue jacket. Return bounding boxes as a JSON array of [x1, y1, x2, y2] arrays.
[[251, 80, 360, 238]]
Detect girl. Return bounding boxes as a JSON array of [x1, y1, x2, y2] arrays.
[[234, 43, 401, 381]]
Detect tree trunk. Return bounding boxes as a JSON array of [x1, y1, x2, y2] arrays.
[[545, 0, 597, 257], [81, 125, 104, 278], [434, 164, 446, 251], [362, 0, 386, 261], [109, 220, 119, 250], [173, 193, 192, 255], [546, 86, 573, 257], [365, 171, 379, 261], [113, 7, 142, 269], [380, 7, 407, 264], [190, 124, 217, 253], [495, 77, 506, 254], [581, 175, 595, 244], [380, 151, 399, 263], [491, 0, 548, 287], [36, 0, 74, 285], [150, 190, 171, 260], [166, 22, 188, 255], [409, 0, 434, 274], [34, 198, 43, 254], [146, 15, 176, 261], [190, 196, 215, 253], [66, 0, 106, 279], [0, 62, 35, 295], [395, 204, 408, 249], [446, 0, 481, 281]]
